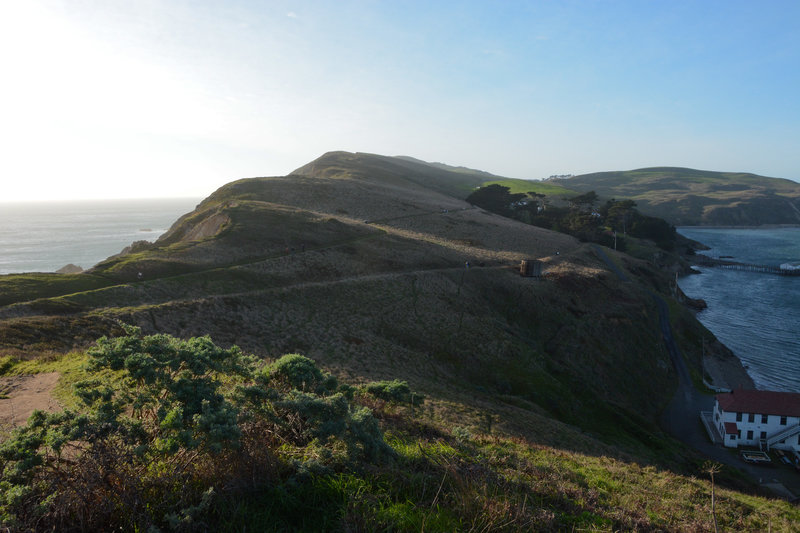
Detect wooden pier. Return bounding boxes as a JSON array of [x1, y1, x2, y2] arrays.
[[693, 255, 800, 276]]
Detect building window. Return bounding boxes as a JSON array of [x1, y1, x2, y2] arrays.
[[761, 414, 768, 424], [738, 430, 742, 439], [736, 412, 742, 422], [747, 430, 753, 440], [748, 413, 755, 423], [780, 416, 787, 425], [716, 413, 720, 422], [729, 435, 736, 441], [760, 431, 767, 439]]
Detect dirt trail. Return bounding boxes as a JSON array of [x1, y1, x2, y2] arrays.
[[0, 372, 60, 429]]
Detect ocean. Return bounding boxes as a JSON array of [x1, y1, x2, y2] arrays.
[[0, 198, 201, 275], [677, 227, 800, 393]]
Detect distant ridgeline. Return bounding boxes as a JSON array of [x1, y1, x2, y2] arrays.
[[546, 167, 800, 227], [466, 185, 677, 252]]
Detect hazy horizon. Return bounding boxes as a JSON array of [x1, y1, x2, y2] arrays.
[[2, 1, 799, 202], [2, 157, 800, 205], [0, 196, 203, 205]]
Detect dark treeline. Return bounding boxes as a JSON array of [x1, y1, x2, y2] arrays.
[[467, 185, 677, 251]]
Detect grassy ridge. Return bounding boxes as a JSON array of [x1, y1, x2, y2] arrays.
[[550, 167, 800, 225]]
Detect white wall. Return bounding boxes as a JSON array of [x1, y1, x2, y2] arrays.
[[713, 400, 800, 451]]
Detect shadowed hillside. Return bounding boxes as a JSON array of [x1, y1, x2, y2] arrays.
[[0, 152, 681, 449]]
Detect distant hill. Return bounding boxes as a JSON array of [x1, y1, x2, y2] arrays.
[[550, 167, 800, 226], [297, 151, 578, 201], [292, 151, 489, 198]]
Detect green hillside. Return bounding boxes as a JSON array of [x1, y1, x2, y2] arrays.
[[482, 178, 578, 197], [2, 152, 798, 530], [551, 167, 800, 226]]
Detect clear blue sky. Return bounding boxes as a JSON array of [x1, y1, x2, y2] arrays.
[[2, 0, 799, 201]]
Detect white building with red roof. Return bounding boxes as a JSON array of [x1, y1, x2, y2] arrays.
[[712, 389, 800, 450]]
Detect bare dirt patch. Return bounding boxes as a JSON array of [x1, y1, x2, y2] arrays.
[[0, 372, 60, 429]]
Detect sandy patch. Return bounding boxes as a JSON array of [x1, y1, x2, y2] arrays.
[[0, 372, 60, 429]]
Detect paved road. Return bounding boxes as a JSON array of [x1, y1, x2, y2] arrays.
[[592, 246, 800, 498]]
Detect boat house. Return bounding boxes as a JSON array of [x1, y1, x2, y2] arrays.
[[711, 389, 800, 451]]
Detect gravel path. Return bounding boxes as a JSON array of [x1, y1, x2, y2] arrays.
[[0, 372, 60, 430]]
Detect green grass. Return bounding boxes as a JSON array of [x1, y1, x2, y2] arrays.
[[206, 428, 800, 531], [0, 272, 113, 306], [482, 178, 578, 197]]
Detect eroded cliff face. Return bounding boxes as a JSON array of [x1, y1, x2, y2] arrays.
[[701, 197, 800, 226], [175, 211, 231, 242], [155, 206, 231, 246]]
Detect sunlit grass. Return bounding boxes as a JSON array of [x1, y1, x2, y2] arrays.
[[483, 178, 578, 197]]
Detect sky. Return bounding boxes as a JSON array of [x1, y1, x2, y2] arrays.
[[1, 0, 799, 202]]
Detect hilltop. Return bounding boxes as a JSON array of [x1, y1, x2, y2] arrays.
[[1, 152, 798, 530], [549, 167, 800, 226]]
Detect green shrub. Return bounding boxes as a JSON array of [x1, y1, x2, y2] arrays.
[[363, 379, 423, 405], [0, 327, 389, 531], [262, 353, 337, 394]]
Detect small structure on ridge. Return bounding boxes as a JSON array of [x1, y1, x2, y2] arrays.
[[519, 259, 542, 278]]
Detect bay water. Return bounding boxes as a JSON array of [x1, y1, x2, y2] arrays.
[[0, 198, 200, 275], [677, 227, 800, 392]]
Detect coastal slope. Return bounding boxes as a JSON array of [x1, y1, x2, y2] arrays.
[[2, 151, 796, 529], [1, 152, 687, 450]]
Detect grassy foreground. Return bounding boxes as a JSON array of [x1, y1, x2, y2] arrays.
[[2, 332, 798, 532]]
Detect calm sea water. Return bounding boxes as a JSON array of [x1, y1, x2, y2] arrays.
[[677, 227, 800, 392], [0, 198, 200, 274]]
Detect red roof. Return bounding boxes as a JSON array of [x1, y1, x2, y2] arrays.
[[724, 422, 738, 435], [717, 389, 800, 418]]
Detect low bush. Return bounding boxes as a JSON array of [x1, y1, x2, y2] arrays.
[[363, 379, 423, 405], [0, 326, 389, 531]]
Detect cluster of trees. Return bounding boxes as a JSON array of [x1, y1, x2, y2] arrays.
[[467, 186, 676, 251], [0, 326, 419, 531]]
